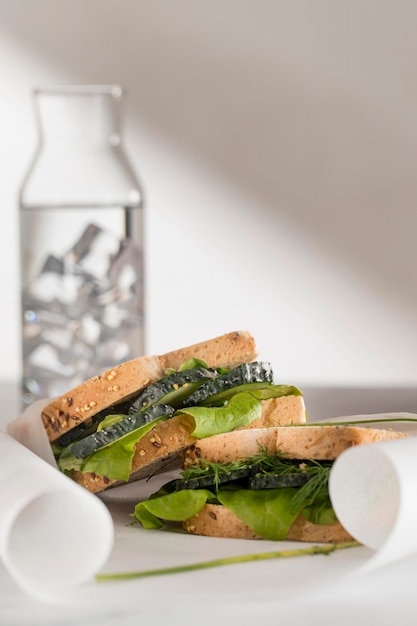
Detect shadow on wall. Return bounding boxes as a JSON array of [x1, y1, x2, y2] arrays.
[[3, 0, 417, 321]]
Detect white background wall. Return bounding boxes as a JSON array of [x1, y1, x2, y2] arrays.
[[1, 0, 417, 388]]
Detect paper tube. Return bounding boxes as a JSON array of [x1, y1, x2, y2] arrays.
[[329, 434, 417, 570], [0, 430, 114, 600]]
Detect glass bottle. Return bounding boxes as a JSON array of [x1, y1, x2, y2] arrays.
[[19, 84, 145, 407]]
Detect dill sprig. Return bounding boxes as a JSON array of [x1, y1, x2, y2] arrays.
[[181, 458, 250, 490], [290, 461, 331, 510], [180, 447, 332, 500]]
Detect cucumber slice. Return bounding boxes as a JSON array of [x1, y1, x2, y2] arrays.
[[129, 367, 219, 412], [182, 362, 273, 407], [195, 382, 270, 407], [249, 472, 310, 489], [57, 398, 133, 447], [201, 382, 302, 407], [170, 468, 251, 491], [70, 403, 175, 458]]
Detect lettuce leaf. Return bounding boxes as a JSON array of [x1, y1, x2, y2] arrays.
[[199, 383, 302, 407], [97, 413, 128, 431], [164, 358, 210, 376], [250, 384, 302, 400], [58, 392, 262, 480], [180, 391, 262, 439], [58, 416, 169, 481]]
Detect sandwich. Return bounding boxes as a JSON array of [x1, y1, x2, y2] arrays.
[[42, 330, 307, 494], [132, 424, 407, 542]]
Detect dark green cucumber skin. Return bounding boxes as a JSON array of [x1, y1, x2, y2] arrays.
[[58, 362, 271, 450], [196, 382, 276, 407], [129, 367, 219, 412], [161, 466, 310, 493], [170, 468, 252, 491], [57, 399, 133, 447], [70, 403, 175, 459], [182, 362, 273, 407], [59, 368, 216, 448], [249, 472, 309, 489]]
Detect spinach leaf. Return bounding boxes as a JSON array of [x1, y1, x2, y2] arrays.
[[217, 488, 304, 540], [134, 489, 214, 528], [134, 486, 306, 540], [302, 496, 338, 525], [133, 504, 164, 530]]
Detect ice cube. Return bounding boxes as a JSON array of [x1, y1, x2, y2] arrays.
[[79, 314, 101, 344], [22, 221, 144, 404], [101, 302, 128, 329], [25, 254, 84, 305], [108, 237, 143, 283], [65, 223, 123, 282], [95, 335, 131, 366], [26, 343, 76, 377]]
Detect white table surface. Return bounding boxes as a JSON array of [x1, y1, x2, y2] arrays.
[[1, 381, 417, 626]]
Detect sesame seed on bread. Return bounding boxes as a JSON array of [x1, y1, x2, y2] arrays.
[[180, 423, 407, 543], [41, 330, 258, 442], [183, 504, 354, 543], [183, 423, 407, 467], [69, 394, 307, 494], [273, 424, 407, 460]]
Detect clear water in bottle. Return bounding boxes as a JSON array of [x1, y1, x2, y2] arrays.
[[19, 84, 145, 407], [20, 204, 144, 406]]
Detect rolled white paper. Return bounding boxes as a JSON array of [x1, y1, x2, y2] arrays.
[[7, 398, 57, 466], [329, 434, 417, 570], [0, 431, 114, 600]]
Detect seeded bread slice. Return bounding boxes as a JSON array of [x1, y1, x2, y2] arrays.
[[161, 330, 258, 372], [70, 413, 195, 493], [183, 424, 407, 466], [273, 424, 407, 459], [42, 355, 165, 442], [181, 423, 407, 543], [70, 394, 307, 494], [42, 330, 257, 442], [182, 504, 354, 543]]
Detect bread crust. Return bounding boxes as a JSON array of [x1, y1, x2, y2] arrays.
[[248, 395, 305, 428], [180, 423, 406, 542], [42, 330, 258, 442], [183, 503, 353, 543], [184, 503, 259, 539], [41, 355, 165, 442], [184, 423, 407, 466], [161, 330, 257, 372], [273, 424, 407, 460], [70, 413, 196, 493]]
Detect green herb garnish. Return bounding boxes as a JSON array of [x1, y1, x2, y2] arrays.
[[96, 541, 360, 582], [181, 458, 251, 490]]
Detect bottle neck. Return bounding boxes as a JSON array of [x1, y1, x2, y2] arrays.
[[34, 87, 123, 151], [20, 86, 143, 209]]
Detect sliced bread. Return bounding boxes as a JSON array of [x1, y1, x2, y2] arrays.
[[42, 330, 258, 442]]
